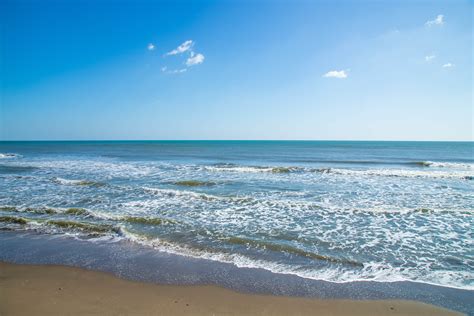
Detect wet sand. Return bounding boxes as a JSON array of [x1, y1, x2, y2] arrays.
[[0, 262, 462, 316]]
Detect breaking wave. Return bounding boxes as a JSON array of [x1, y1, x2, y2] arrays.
[[1, 205, 473, 290], [52, 177, 106, 187], [411, 161, 473, 169], [0, 153, 20, 159], [202, 163, 472, 180], [205, 164, 302, 174]]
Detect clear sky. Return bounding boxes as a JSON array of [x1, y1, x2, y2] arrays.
[[0, 0, 472, 141]]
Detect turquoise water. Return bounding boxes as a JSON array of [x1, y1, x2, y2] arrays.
[[0, 141, 472, 289]]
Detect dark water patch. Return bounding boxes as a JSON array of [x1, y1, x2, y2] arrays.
[[0, 216, 28, 225], [310, 168, 332, 173], [270, 167, 297, 173], [412, 161, 432, 167], [52, 177, 106, 187], [413, 208, 440, 214], [211, 162, 237, 167], [123, 216, 177, 226], [46, 220, 119, 235], [24, 207, 57, 215], [4, 206, 95, 217], [442, 256, 464, 266], [0, 206, 18, 212], [76, 180, 106, 187], [254, 231, 333, 248], [0, 165, 37, 173], [226, 236, 362, 267], [64, 208, 90, 216], [1, 213, 120, 236]]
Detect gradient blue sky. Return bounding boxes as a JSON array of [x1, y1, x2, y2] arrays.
[[0, 0, 472, 140]]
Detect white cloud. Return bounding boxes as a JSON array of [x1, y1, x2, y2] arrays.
[[161, 66, 187, 74], [442, 63, 454, 68], [425, 14, 444, 27], [147, 43, 155, 51], [166, 40, 194, 56], [425, 55, 436, 62], [323, 70, 348, 79], [162, 39, 205, 74], [186, 52, 205, 66]]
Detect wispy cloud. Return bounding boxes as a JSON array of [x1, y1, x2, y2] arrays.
[[186, 52, 205, 66], [147, 43, 155, 51], [425, 55, 436, 62], [161, 66, 187, 74], [442, 63, 454, 68], [323, 70, 348, 79], [162, 40, 205, 73], [166, 40, 194, 56], [425, 14, 444, 27]]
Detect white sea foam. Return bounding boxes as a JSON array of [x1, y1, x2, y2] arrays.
[[2, 151, 473, 291], [1, 207, 473, 290], [22, 159, 156, 179], [52, 177, 85, 185], [205, 165, 275, 173], [143, 187, 221, 201], [116, 228, 474, 290], [418, 161, 473, 169], [202, 163, 473, 180], [204, 165, 301, 173], [0, 153, 20, 159], [315, 167, 473, 180]]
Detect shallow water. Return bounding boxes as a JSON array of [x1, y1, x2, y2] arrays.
[[0, 141, 473, 289]]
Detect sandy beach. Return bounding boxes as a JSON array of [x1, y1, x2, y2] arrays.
[[0, 262, 462, 316]]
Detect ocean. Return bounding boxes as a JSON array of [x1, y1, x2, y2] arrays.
[[0, 141, 472, 291]]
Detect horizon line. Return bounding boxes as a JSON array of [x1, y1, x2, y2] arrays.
[[0, 139, 472, 143]]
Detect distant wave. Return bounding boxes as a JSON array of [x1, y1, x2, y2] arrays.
[[306, 167, 473, 180], [411, 161, 473, 169], [311, 167, 473, 180], [143, 187, 222, 201], [202, 163, 472, 180], [172, 180, 217, 187], [0, 153, 20, 159], [52, 177, 106, 187], [281, 159, 474, 169], [204, 163, 301, 173]]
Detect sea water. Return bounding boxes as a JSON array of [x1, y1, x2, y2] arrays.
[[0, 141, 472, 289]]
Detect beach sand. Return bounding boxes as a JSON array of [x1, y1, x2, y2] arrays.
[[0, 262, 462, 316]]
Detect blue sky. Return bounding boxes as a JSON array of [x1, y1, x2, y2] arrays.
[[0, 0, 472, 140]]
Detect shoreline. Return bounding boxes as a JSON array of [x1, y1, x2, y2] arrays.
[[1, 231, 473, 314], [0, 262, 462, 315]]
